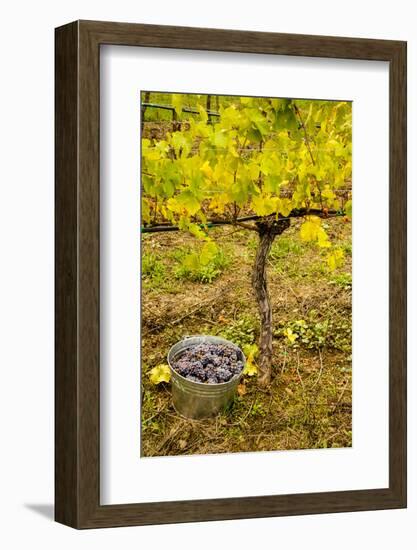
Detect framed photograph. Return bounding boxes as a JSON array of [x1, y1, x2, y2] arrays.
[[55, 20, 406, 528]]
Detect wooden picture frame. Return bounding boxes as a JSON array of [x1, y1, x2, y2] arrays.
[[55, 20, 407, 529]]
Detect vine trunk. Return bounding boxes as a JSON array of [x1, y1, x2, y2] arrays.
[[252, 219, 290, 386]]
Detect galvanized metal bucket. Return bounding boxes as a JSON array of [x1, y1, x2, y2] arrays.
[[167, 335, 245, 420]]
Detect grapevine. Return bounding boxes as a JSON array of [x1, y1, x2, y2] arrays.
[[142, 93, 352, 386]]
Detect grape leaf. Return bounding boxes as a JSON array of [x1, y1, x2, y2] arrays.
[[149, 364, 171, 385]]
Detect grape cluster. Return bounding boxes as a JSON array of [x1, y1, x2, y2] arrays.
[[172, 342, 244, 384]]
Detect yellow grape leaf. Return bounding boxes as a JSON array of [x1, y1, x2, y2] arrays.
[[170, 132, 190, 157], [171, 94, 183, 117], [142, 147, 161, 161], [200, 160, 213, 179], [277, 197, 292, 217], [300, 216, 321, 241], [155, 140, 170, 155], [332, 199, 341, 211], [283, 328, 298, 344], [166, 197, 183, 214], [183, 253, 200, 271], [248, 161, 261, 180], [173, 191, 201, 216], [198, 105, 208, 123], [220, 105, 241, 129], [300, 216, 330, 248], [327, 248, 345, 271], [242, 343, 259, 376], [141, 199, 151, 224], [251, 195, 278, 217], [243, 343, 258, 360], [322, 185, 336, 201], [200, 241, 217, 265], [243, 360, 258, 376], [209, 194, 229, 214], [317, 227, 331, 248], [188, 223, 207, 240], [213, 129, 228, 148], [260, 153, 279, 176], [149, 364, 171, 385]]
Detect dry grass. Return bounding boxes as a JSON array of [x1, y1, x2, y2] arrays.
[[141, 219, 352, 457]]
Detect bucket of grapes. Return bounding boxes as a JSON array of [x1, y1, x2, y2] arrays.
[[167, 335, 246, 420]]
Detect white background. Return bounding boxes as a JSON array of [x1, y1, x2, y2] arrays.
[[101, 47, 389, 504], [0, 0, 416, 548]]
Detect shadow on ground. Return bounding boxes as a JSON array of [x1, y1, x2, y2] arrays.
[[24, 504, 54, 521]]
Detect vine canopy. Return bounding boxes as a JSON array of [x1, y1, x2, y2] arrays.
[[141, 94, 352, 263]]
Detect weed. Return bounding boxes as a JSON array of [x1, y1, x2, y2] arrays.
[[330, 272, 352, 290], [142, 253, 166, 287], [217, 314, 257, 348], [173, 246, 231, 283], [276, 313, 351, 353], [269, 236, 304, 260], [250, 401, 266, 417], [341, 242, 352, 256]]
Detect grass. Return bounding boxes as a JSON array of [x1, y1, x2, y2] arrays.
[[269, 236, 304, 259], [141, 218, 352, 456], [142, 252, 166, 287], [330, 272, 352, 290]]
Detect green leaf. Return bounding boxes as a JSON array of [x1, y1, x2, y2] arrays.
[[171, 132, 190, 157], [141, 199, 151, 223], [345, 200, 352, 217], [183, 253, 200, 271], [188, 222, 207, 240], [162, 179, 175, 198], [274, 107, 298, 133], [175, 191, 201, 216], [260, 153, 279, 176], [213, 129, 228, 148]]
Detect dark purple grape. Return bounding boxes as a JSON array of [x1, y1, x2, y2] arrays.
[[172, 341, 244, 384]]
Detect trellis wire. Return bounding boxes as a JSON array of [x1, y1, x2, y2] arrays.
[[141, 210, 345, 233], [142, 102, 221, 118]]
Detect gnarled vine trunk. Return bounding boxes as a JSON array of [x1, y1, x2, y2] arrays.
[[252, 219, 290, 387]]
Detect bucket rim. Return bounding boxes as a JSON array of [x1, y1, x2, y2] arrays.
[[167, 335, 246, 387]]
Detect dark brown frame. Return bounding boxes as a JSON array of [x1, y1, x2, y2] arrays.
[[55, 20, 407, 529]]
